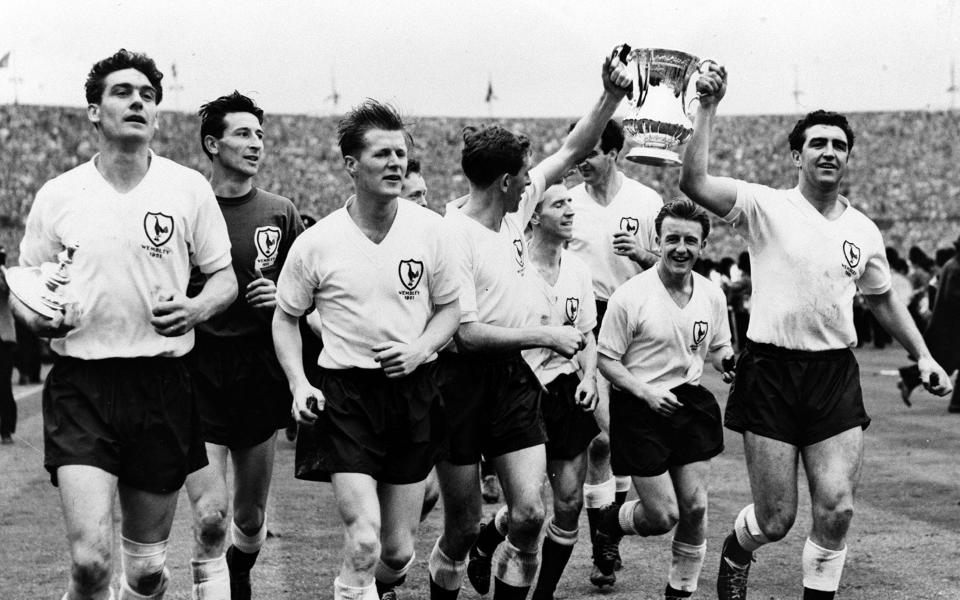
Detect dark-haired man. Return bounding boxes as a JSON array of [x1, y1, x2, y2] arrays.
[[565, 118, 663, 587], [595, 199, 734, 600], [184, 91, 303, 600], [274, 99, 460, 600], [429, 48, 633, 600], [680, 66, 953, 600], [13, 49, 236, 600], [402, 158, 429, 207]]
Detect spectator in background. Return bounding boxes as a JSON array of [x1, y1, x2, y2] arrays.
[[908, 245, 935, 328], [727, 251, 752, 351], [0, 246, 17, 444], [14, 317, 42, 385], [899, 234, 960, 411]]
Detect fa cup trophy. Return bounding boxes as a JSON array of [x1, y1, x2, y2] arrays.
[[621, 48, 716, 166], [3, 244, 79, 319]]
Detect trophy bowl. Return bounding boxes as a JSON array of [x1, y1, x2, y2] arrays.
[[4, 245, 78, 319], [622, 48, 715, 167]]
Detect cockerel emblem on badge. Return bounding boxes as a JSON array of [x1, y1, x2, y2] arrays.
[[144, 212, 174, 246], [399, 259, 424, 291], [842, 240, 861, 268], [619, 217, 639, 234], [692, 320, 708, 347], [564, 297, 580, 324], [255, 226, 281, 258]]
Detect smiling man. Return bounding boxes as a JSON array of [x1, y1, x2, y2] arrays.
[[680, 66, 953, 600], [183, 91, 304, 600], [13, 49, 236, 600], [594, 198, 734, 600], [564, 118, 663, 588], [273, 99, 460, 600]]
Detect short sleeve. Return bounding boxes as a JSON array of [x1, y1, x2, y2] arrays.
[[708, 286, 733, 352], [189, 180, 232, 274], [19, 183, 61, 267], [430, 223, 462, 305], [275, 235, 316, 317], [857, 227, 892, 296], [575, 263, 598, 334], [444, 218, 478, 324], [597, 291, 631, 360]]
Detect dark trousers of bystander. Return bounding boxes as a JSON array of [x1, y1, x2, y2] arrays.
[[0, 341, 17, 438]]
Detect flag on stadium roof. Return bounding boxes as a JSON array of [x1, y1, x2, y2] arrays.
[[485, 78, 496, 103], [0, 51, 10, 69]]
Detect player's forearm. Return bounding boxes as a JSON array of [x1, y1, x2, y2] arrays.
[[272, 307, 309, 389], [597, 355, 647, 399], [631, 248, 660, 270], [567, 91, 622, 159], [865, 290, 933, 361], [455, 321, 551, 354], [580, 332, 598, 381], [679, 106, 736, 216], [191, 265, 238, 323], [416, 299, 460, 356]]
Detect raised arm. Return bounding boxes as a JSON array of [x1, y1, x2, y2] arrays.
[[679, 64, 738, 217], [535, 46, 634, 187]]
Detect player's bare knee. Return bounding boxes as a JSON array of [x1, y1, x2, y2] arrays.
[[813, 496, 855, 538], [508, 499, 546, 539], [588, 433, 610, 464], [70, 546, 112, 595], [678, 495, 708, 530], [552, 493, 584, 526], [194, 508, 228, 552], [645, 505, 680, 535], [379, 546, 415, 571], [344, 530, 381, 573], [233, 507, 266, 537], [756, 509, 794, 542]]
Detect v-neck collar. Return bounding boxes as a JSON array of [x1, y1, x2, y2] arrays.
[[91, 149, 155, 196], [656, 270, 696, 311], [343, 195, 402, 248]]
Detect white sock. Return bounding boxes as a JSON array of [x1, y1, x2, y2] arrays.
[[492, 538, 539, 588], [191, 554, 229, 600], [583, 477, 616, 508], [802, 538, 847, 592], [428, 539, 466, 591], [618, 500, 640, 535], [333, 577, 377, 600], [374, 553, 415, 586], [733, 504, 770, 553], [668, 539, 707, 593], [615, 475, 631, 494], [231, 519, 267, 554], [545, 518, 578, 546]]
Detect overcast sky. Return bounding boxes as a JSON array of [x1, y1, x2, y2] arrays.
[[2, 0, 958, 117]]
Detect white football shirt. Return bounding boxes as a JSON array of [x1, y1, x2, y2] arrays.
[[598, 268, 731, 389], [567, 175, 663, 301], [19, 152, 232, 359], [276, 199, 460, 369], [522, 251, 597, 385], [723, 182, 891, 350]]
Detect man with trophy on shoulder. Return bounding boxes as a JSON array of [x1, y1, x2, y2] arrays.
[[7, 49, 236, 600]]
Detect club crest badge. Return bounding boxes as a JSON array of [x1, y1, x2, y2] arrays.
[[143, 212, 174, 247], [842, 240, 861, 268], [564, 297, 580, 324], [255, 227, 281, 258], [619, 217, 639, 234], [513, 239, 524, 267], [399, 259, 424, 291], [692, 320, 708, 347]]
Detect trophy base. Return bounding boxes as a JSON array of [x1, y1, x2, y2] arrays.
[[3, 266, 65, 319], [624, 147, 683, 167]]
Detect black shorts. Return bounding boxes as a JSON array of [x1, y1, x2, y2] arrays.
[[593, 299, 608, 338], [437, 352, 547, 466], [43, 355, 207, 493], [610, 383, 723, 477], [542, 372, 600, 461], [188, 332, 292, 449], [294, 362, 443, 485], [724, 341, 870, 447]]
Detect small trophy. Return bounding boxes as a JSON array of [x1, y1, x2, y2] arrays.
[[4, 244, 79, 319], [621, 48, 717, 166]]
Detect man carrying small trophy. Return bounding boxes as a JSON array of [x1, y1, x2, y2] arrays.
[[10, 49, 236, 600]]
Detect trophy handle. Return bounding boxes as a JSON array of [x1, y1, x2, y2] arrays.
[[685, 58, 720, 116]]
